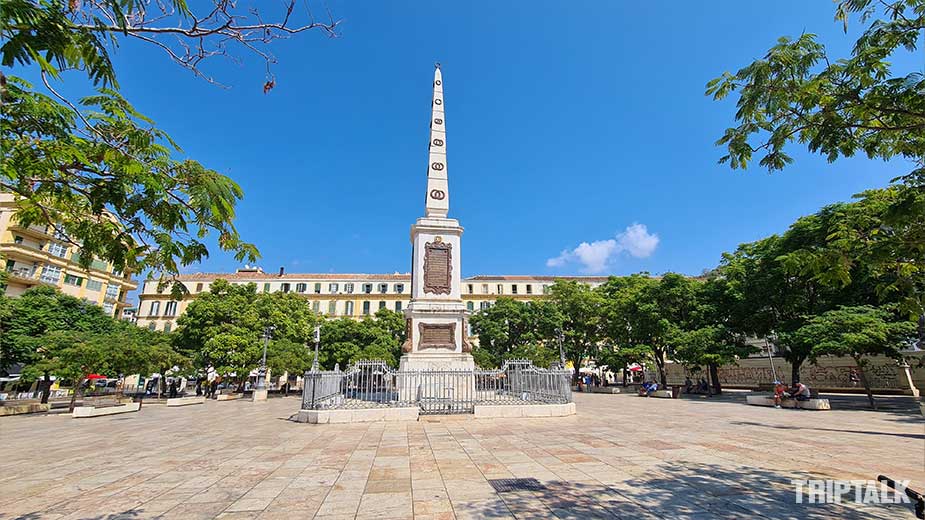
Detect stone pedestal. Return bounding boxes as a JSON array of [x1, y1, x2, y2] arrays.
[[251, 389, 268, 402]]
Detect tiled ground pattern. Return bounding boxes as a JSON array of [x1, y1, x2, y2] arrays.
[[0, 392, 922, 519]]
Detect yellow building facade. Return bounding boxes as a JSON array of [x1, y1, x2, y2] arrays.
[[134, 266, 608, 332], [0, 194, 137, 317]]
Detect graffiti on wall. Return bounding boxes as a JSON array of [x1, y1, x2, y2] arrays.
[[666, 355, 910, 389]]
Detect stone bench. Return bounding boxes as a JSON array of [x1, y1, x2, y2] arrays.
[[166, 396, 205, 407], [215, 393, 243, 401], [83, 396, 132, 408], [72, 402, 141, 418], [0, 403, 50, 416], [637, 389, 674, 398], [746, 395, 831, 410]]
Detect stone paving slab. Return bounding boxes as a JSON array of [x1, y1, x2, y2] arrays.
[[0, 393, 922, 519]]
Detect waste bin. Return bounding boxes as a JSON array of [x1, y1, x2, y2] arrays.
[[671, 386, 681, 399]]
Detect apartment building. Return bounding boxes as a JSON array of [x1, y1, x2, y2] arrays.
[[0, 194, 137, 317], [134, 266, 608, 332]]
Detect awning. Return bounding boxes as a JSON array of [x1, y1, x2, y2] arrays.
[[86, 374, 108, 380]]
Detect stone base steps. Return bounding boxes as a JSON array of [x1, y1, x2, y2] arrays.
[[296, 402, 577, 424]]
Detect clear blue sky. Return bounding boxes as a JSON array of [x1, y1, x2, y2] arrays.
[[34, 2, 919, 296]]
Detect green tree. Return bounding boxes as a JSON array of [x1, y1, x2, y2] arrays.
[[318, 315, 403, 369], [790, 305, 915, 409], [0, 285, 115, 403], [173, 279, 260, 371], [547, 280, 603, 382], [1, 1, 339, 279], [266, 338, 314, 394], [706, 0, 924, 176], [469, 298, 561, 368], [173, 279, 320, 386]]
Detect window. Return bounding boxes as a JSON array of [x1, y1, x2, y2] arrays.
[[149, 301, 161, 316], [344, 301, 354, 316], [164, 301, 178, 317], [467, 301, 474, 311], [378, 283, 388, 294], [363, 283, 373, 294], [511, 284, 518, 295], [40, 265, 61, 284], [329, 283, 339, 293], [394, 283, 404, 293], [480, 301, 490, 310], [86, 279, 103, 291], [102, 301, 114, 316], [482, 284, 489, 294], [148, 322, 157, 331], [263, 283, 271, 293], [395, 301, 402, 312], [344, 283, 354, 294], [314, 283, 322, 294], [296, 283, 307, 293], [64, 274, 83, 287], [281, 283, 291, 293], [526, 284, 532, 294], [196, 282, 204, 292], [328, 301, 336, 315], [112, 269, 123, 277], [496, 284, 503, 294], [468, 284, 473, 294], [47, 242, 68, 258], [379, 301, 386, 310], [105, 283, 119, 300], [312, 301, 320, 313], [542, 284, 550, 294], [164, 322, 172, 333], [13, 235, 23, 244], [362, 301, 370, 315]]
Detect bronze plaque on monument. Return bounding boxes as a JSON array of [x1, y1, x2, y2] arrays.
[[423, 238, 452, 294], [418, 323, 456, 350]]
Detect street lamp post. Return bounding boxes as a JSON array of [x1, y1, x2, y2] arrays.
[[311, 325, 321, 372], [253, 325, 274, 401], [310, 325, 321, 409]]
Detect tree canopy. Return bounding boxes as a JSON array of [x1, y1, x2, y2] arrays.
[[1, 1, 339, 281], [706, 0, 924, 175]]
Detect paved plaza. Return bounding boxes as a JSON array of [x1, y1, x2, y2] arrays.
[[1, 392, 923, 519]]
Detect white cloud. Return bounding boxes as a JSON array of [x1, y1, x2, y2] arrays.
[[616, 223, 659, 259], [546, 223, 659, 274]]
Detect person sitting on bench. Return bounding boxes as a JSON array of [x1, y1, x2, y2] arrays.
[[683, 376, 693, 394], [776, 381, 811, 407], [789, 381, 812, 401], [640, 380, 659, 396], [772, 381, 787, 408]]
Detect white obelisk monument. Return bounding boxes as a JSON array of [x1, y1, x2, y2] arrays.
[[399, 64, 475, 373]]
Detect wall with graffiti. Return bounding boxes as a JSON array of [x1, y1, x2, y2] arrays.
[[664, 352, 924, 392]]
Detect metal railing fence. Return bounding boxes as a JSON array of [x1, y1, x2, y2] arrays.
[[302, 359, 571, 414]]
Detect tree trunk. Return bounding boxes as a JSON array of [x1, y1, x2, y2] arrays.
[[39, 372, 51, 404], [790, 360, 802, 386], [654, 350, 667, 387], [917, 312, 924, 350], [622, 367, 628, 387], [708, 363, 722, 395], [68, 376, 86, 413], [855, 357, 876, 410]]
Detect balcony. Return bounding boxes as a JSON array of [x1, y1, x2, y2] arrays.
[[4, 266, 40, 285]]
